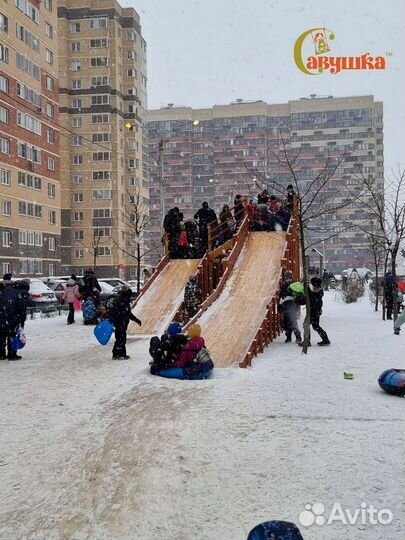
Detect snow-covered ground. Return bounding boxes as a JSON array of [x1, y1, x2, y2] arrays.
[[0, 291, 404, 540]]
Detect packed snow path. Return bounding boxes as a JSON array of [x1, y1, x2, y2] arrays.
[[0, 293, 403, 540]]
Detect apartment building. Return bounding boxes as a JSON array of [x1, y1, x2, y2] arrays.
[[58, 0, 148, 279], [147, 96, 384, 271], [0, 0, 60, 278]]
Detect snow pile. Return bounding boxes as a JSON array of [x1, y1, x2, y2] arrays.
[[0, 293, 403, 540]]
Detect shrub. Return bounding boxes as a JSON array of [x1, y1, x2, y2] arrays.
[[341, 280, 365, 303]]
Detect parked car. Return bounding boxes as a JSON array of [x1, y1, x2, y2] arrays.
[[99, 278, 137, 298], [98, 281, 118, 306], [127, 279, 144, 291], [27, 279, 58, 309]]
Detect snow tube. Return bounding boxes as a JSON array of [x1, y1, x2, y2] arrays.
[[378, 369, 405, 397], [247, 521, 304, 540], [153, 361, 214, 380]]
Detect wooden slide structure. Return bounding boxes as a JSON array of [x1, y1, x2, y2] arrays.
[[128, 258, 200, 335], [194, 232, 286, 367]]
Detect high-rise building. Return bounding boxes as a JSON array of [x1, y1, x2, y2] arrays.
[[0, 0, 60, 278], [147, 96, 384, 271], [58, 0, 148, 279]]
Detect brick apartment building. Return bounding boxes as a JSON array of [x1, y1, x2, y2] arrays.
[[0, 0, 61, 278], [58, 0, 148, 279], [147, 96, 384, 272]]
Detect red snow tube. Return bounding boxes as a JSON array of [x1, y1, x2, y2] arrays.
[[398, 281, 405, 293]]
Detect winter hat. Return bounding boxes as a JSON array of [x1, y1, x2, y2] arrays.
[[87, 267, 94, 273], [70, 273, 77, 281], [167, 322, 182, 336], [189, 274, 197, 282], [187, 324, 201, 339], [310, 277, 322, 288], [2, 272, 12, 281], [284, 270, 293, 279]]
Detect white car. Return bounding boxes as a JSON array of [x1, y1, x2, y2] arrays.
[[27, 279, 58, 308]]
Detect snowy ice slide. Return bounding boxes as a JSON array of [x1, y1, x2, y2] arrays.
[[198, 232, 286, 367], [128, 258, 201, 335]]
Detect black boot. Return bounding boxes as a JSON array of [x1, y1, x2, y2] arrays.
[[317, 339, 331, 346]]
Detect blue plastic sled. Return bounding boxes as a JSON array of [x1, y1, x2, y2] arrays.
[[94, 319, 115, 345], [247, 521, 304, 540], [11, 329, 26, 352], [378, 368, 405, 397], [154, 366, 214, 380]]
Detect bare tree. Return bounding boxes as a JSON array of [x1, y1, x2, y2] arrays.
[[113, 187, 162, 294], [247, 134, 363, 353], [355, 167, 405, 320], [77, 229, 104, 271]]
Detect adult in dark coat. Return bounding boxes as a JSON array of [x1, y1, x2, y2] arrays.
[[307, 277, 330, 346], [217, 204, 233, 245], [108, 286, 141, 359], [257, 189, 269, 205], [163, 207, 181, 258], [278, 271, 302, 344], [194, 201, 217, 251], [383, 272, 395, 320], [0, 280, 29, 360], [233, 194, 244, 228], [80, 267, 101, 305]]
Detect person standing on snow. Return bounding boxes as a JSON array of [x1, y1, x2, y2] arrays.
[[306, 276, 330, 346], [0, 280, 29, 360], [278, 270, 302, 345], [108, 286, 141, 360], [194, 201, 218, 251], [61, 275, 80, 325]]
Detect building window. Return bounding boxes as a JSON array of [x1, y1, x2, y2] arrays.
[[46, 76, 54, 92], [89, 18, 108, 29], [2, 262, 11, 275], [49, 210, 56, 224], [70, 23, 80, 33], [44, 0, 52, 12], [92, 152, 111, 162], [18, 172, 41, 190], [71, 42, 80, 52], [92, 133, 111, 143], [16, 52, 40, 79], [128, 86, 137, 96], [18, 201, 42, 218], [92, 189, 112, 200], [27, 230, 35, 245], [90, 57, 108, 67], [91, 95, 109, 105], [127, 31, 136, 41], [72, 136, 83, 146], [46, 103, 54, 118], [47, 130, 54, 144], [45, 49, 54, 65], [74, 230, 84, 241], [74, 192, 83, 203], [48, 237, 55, 251], [91, 114, 109, 124], [98, 247, 112, 256], [127, 68, 137, 78], [17, 111, 41, 135], [72, 98, 82, 109], [127, 50, 136, 60], [0, 106, 8, 124], [2, 200, 11, 216], [93, 208, 112, 218], [0, 169, 10, 185], [90, 38, 108, 48], [48, 183, 55, 198], [16, 0, 39, 23], [73, 155, 83, 165], [48, 263, 55, 276], [18, 230, 27, 244], [0, 14, 8, 32], [17, 82, 41, 107], [45, 22, 53, 38], [2, 231, 11, 247], [73, 212, 83, 221], [72, 174, 83, 184], [0, 75, 8, 92], [20, 259, 43, 274], [72, 117, 82, 128], [48, 157, 55, 171], [91, 76, 110, 86], [74, 249, 84, 259], [70, 61, 81, 71], [0, 44, 9, 63], [0, 137, 10, 154], [72, 80, 81, 90], [34, 232, 42, 246]]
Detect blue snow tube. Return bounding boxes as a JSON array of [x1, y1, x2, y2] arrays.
[[153, 360, 214, 380], [247, 521, 304, 540], [378, 369, 405, 397]]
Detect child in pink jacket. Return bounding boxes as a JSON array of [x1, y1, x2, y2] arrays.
[[62, 276, 80, 325]]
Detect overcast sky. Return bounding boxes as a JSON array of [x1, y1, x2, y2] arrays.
[[124, 0, 405, 172]]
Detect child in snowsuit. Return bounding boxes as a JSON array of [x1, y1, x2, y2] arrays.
[[62, 276, 80, 325], [279, 271, 302, 345], [175, 324, 214, 379], [149, 322, 188, 373], [108, 286, 141, 359], [184, 275, 202, 318], [307, 277, 330, 346]]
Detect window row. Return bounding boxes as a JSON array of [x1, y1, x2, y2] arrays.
[[74, 246, 111, 259], [16, 0, 39, 24], [73, 190, 112, 201]]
